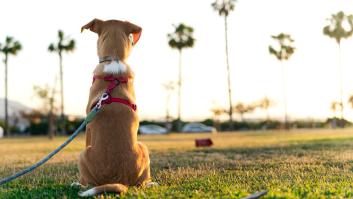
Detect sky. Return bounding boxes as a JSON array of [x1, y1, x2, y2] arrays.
[[1, 0, 353, 122]]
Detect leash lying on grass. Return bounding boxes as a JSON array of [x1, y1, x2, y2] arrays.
[[0, 93, 108, 186], [241, 190, 268, 199]]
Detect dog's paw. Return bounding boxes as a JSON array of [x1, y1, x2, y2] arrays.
[[71, 182, 84, 188], [145, 182, 159, 188]]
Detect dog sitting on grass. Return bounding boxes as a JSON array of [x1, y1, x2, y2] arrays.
[[76, 18, 156, 197]]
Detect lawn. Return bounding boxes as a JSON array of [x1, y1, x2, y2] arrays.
[[1, 128, 353, 198]]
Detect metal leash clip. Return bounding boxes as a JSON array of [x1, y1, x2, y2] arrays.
[[96, 92, 109, 109]]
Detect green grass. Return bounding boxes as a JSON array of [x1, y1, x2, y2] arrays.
[[2, 128, 353, 198]]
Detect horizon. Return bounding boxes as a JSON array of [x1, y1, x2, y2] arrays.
[[1, 0, 353, 122], [0, 97, 338, 123]]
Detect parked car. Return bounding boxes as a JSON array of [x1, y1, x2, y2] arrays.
[[139, 124, 168, 135], [182, 123, 216, 133]]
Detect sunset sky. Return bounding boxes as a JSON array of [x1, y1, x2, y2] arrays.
[[1, 0, 353, 122]]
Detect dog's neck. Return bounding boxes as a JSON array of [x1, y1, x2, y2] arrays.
[[99, 56, 120, 63], [98, 56, 127, 75]]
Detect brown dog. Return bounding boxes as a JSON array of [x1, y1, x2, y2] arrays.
[[77, 19, 154, 197]]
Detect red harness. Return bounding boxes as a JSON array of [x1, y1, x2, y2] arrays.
[[92, 75, 137, 111]]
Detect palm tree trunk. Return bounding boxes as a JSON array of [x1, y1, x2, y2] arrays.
[[338, 43, 344, 127], [4, 54, 9, 136], [59, 52, 65, 134], [264, 96, 270, 122], [166, 91, 171, 120], [281, 61, 288, 130], [224, 15, 234, 131], [165, 93, 171, 130], [48, 97, 55, 139], [48, 79, 57, 139], [166, 94, 170, 122], [177, 49, 182, 132]]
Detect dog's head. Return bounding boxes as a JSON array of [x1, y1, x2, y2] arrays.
[[81, 19, 142, 61]]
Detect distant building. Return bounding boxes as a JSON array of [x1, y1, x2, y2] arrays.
[[0, 99, 31, 133]]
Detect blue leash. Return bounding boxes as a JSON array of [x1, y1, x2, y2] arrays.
[[0, 93, 107, 186]]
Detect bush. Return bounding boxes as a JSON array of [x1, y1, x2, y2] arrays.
[[27, 118, 49, 135]]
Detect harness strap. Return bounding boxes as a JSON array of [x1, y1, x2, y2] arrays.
[[102, 96, 137, 111], [91, 75, 137, 111]]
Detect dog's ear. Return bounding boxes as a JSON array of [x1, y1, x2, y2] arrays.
[[125, 21, 142, 45], [81, 18, 104, 34]]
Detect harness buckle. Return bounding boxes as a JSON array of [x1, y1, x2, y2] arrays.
[[96, 92, 109, 109]]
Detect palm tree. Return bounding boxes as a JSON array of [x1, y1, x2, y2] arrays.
[[212, 0, 236, 130], [233, 102, 255, 123], [330, 101, 341, 116], [162, 81, 176, 130], [33, 84, 57, 139], [48, 30, 75, 134], [0, 36, 22, 136], [269, 33, 295, 129], [257, 97, 275, 122], [323, 11, 353, 127], [167, 23, 195, 131], [233, 103, 246, 122], [211, 105, 226, 131]]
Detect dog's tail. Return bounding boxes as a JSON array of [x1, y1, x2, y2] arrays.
[[78, 183, 128, 197]]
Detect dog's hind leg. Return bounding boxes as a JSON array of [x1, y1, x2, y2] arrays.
[[135, 142, 156, 186], [78, 147, 97, 186]]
